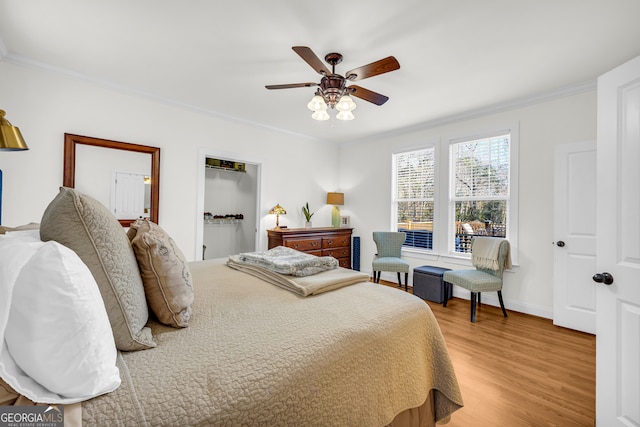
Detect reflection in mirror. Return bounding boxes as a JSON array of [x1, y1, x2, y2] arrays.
[[63, 134, 160, 227]]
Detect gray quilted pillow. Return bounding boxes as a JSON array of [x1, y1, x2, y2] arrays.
[[40, 187, 156, 351]]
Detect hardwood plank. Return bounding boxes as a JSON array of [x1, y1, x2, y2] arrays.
[[380, 281, 596, 426]]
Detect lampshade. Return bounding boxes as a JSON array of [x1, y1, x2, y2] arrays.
[[336, 95, 356, 112], [312, 110, 330, 121], [307, 95, 327, 112], [326, 192, 344, 205], [0, 110, 29, 151], [269, 204, 287, 215], [336, 110, 355, 121]]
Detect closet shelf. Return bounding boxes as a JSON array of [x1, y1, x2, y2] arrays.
[[205, 219, 242, 225], [205, 164, 246, 173]]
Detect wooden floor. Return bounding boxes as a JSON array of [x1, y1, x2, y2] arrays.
[[382, 281, 596, 426]]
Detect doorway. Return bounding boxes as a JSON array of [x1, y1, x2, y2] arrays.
[[195, 149, 262, 261]]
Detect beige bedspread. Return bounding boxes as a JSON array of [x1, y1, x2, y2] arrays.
[[81, 259, 463, 426]]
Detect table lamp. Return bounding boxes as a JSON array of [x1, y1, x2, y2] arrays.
[[326, 192, 344, 228], [269, 204, 286, 230]]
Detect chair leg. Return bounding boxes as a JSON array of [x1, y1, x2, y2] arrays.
[[404, 272, 408, 292], [396, 272, 402, 288], [470, 292, 477, 322], [443, 282, 450, 307], [478, 292, 482, 306], [373, 271, 378, 283], [498, 290, 508, 317]]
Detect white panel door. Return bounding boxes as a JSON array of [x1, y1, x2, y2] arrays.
[[596, 55, 640, 425], [553, 141, 596, 334], [113, 171, 146, 220]]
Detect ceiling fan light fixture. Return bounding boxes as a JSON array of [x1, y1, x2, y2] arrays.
[[336, 110, 355, 121], [336, 95, 356, 112], [312, 110, 330, 121], [266, 47, 400, 122], [307, 95, 327, 112]]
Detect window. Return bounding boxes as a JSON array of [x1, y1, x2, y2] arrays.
[[392, 148, 435, 250], [391, 127, 518, 262], [449, 133, 511, 254]]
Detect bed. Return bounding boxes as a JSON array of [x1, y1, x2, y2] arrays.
[[0, 188, 463, 426]]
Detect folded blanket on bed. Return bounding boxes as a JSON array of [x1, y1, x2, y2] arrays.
[[235, 246, 338, 277], [227, 255, 369, 296]]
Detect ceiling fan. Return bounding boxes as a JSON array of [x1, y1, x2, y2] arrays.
[[265, 46, 400, 120]]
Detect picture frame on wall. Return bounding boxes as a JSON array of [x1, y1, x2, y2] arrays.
[[340, 215, 350, 228]]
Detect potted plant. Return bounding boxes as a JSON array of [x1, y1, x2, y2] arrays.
[[302, 202, 314, 228]]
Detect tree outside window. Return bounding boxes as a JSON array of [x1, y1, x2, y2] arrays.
[[393, 148, 435, 250], [450, 134, 510, 253]]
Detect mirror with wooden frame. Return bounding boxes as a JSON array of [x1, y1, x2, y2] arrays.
[[63, 133, 160, 227]]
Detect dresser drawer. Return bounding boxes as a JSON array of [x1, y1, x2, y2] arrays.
[[323, 247, 350, 259], [322, 236, 350, 249], [284, 238, 322, 252], [336, 257, 351, 268]]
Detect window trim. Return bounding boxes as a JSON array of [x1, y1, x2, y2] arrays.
[[442, 125, 519, 265], [390, 124, 519, 265], [391, 140, 440, 255]]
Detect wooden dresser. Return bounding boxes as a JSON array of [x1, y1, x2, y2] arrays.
[[267, 227, 353, 269]]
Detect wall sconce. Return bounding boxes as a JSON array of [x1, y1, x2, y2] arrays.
[[326, 192, 344, 228], [0, 109, 29, 225], [0, 110, 29, 151], [269, 204, 287, 230]]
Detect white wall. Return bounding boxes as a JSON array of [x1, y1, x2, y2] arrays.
[[0, 61, 340, 260], [340, 91, 597, 318]]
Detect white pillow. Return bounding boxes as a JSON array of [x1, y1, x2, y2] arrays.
[[0, 238, 121, 403]]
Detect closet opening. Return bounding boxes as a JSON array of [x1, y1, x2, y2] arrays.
[[195, 149, 261, 261]]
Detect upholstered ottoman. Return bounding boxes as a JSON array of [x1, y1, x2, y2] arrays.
[[413, 266, 451, 304]]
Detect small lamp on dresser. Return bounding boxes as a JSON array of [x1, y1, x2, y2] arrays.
[[326, 192, 344, 228], [269, 204, 287, 230]]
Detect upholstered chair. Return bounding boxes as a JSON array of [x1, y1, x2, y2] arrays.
[[443, 237, 511, 322], [372, 232, 410, 291]]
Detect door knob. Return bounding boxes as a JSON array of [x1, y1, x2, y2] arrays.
[[556, 241, 565, 247], [592, 272, 614, 285]]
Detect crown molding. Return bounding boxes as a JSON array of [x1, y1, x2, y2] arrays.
[[0, 37, 8, 59], [344, 80, 597, 146], [0, 51, 329, 145], [2, 48, 595, 147]]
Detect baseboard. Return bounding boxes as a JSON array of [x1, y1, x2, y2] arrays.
[[449, 288, 553, 320], [370, 272, 554, 320]]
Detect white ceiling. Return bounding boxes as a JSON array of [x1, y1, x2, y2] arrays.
[[1, 0, 639, 144]]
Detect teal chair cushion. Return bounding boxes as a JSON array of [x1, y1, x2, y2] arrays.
[[443, 269, 502, 293], [372, 257, 410, 273]]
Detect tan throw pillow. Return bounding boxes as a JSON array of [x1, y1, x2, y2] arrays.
[[127, 219, 194, 328], [40, 187, 156, 351]]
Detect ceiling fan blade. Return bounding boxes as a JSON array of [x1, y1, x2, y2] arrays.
[[265, 82, 318, 90], [348, 85, 389, 106], [345, 56, 400, 81], [292, 46, 331, 76]]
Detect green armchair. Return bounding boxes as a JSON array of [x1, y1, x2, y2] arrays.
[[372, 231, 410, 291], [443, 237, 511, 322]]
